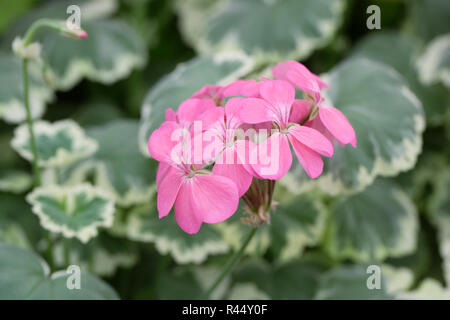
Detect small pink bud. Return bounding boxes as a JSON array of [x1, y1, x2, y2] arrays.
[[79, 30, 88, 39]]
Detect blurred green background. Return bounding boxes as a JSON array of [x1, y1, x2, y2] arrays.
[[0, 0, 449, 300]]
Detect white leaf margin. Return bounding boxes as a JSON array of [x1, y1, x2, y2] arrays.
[[417, 34, 450, 88], [126, 212, 229, 264], [176, 0, 345, 64], [281, 59, 426, 196], [11, 119, 98, 168], [26, 183, 115, 243]]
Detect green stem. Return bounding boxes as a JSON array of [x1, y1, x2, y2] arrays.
[[23, 19, 64, 46], [63, 238, 70, 267], [22, 58, 41, 187], [202, 227, 258, 299]]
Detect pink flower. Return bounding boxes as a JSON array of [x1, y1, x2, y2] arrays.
[[240, 80, 334, 179], [272, 61, 357, 148], [164, 98, 221, 129], [191, 85, 226, 105], [222, 80, 262, 98], [148, 121, 239, 234], [205, 97, 257, 196]]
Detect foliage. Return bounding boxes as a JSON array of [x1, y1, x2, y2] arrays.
[[0, 0, 448, 300]]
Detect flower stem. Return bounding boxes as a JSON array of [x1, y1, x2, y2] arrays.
[[202, 227, 258, 299], [22, 58, 41, 186]]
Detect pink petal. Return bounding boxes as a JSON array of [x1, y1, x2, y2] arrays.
[[213, 148, 252, 196], [177, 98, 216, 125], [289, 99, 312, 124], [251, 132, 292, 180], [288, 125, 334, 157], [157, 167, 184, 218], [174, 182, 202, 234], [288, 135, 324, 179], [196, 106, 224, 130], [240, 98, 275, 124], [259, 80, 295, 113], [165, 108, 177, 121], [148, 121, 180, 162], [223, 80, 261, 98], [190, 174, 239, 224], [156, 162, 171, 186], [272, 61, 320, 94], [319, 106, 357, 148]]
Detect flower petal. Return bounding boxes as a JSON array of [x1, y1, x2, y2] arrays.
[[157, 167, 183, 218], [288, 125, 334, 157], [190, 174, 239, 224], [251, 132, 292, 180], [165, 108, 177, 121], [288, 135, 324, 179], [148, 121, 180, 162], [177, 98, 216, 125], [289, 99, 312, 124], [213, 148, 252, 196], [259, 80, 295, 114], [156, 161, 171, 186], [174, 181, 202, 234], [240, 98, 275, 124], [319, 105, 357, 148]]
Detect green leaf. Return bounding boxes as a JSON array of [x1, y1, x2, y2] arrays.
[[324, 179, 418, 262], [417, 34, 450, 88], [351, 31, 449, 126], [234, 259, 326, 299], [0, 169, 32, 193], [176, 0, 344, 63], [283, 58, 425, 195], [0, 193, 41, 248], [0, 243, 119, 299], [2, 1, 144, 90], [0, 53, 53, 124], [269, 191, 327, 262], [406, 0, 450, 43], [315, 264, 392, 300], [40, 19, 147, 90], [428, 169, 450, 286], [397, 279, 450, 300], [11, 119, 98, 168], [61, 120, 157, 206], [26, 184, 115, 243], [53, 233, 138, 277], [121, 204, 229, 264], [139, 54, 253, 155]]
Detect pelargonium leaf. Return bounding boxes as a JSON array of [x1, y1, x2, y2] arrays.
[[2, 0, 144, 91], [139, 54, 253, 155], [324, 179, 418, 262], [26, 184, 115, 243], [234, 258, 327, 299], [0, 243, 119, 299], [176, 0, 344, 63], [121, 204, 229, 264], [315, 264, 392, 300], [283, 58, 425, 194], [406, 0, 450, 43], [351, 31, 449, 126], [215, 191, 327, 262], [52, 233, 138, 277], [417, 34, 450, 88], [427, 169, 450, 286], [60, 119, 157, 207], [0, 169, 32, 194], [0, 193, 41, 248], [0, 53, 53, 124], [11, 119, 98, 168]]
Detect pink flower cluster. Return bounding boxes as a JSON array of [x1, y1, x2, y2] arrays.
[[148, 61, 357, 234]]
